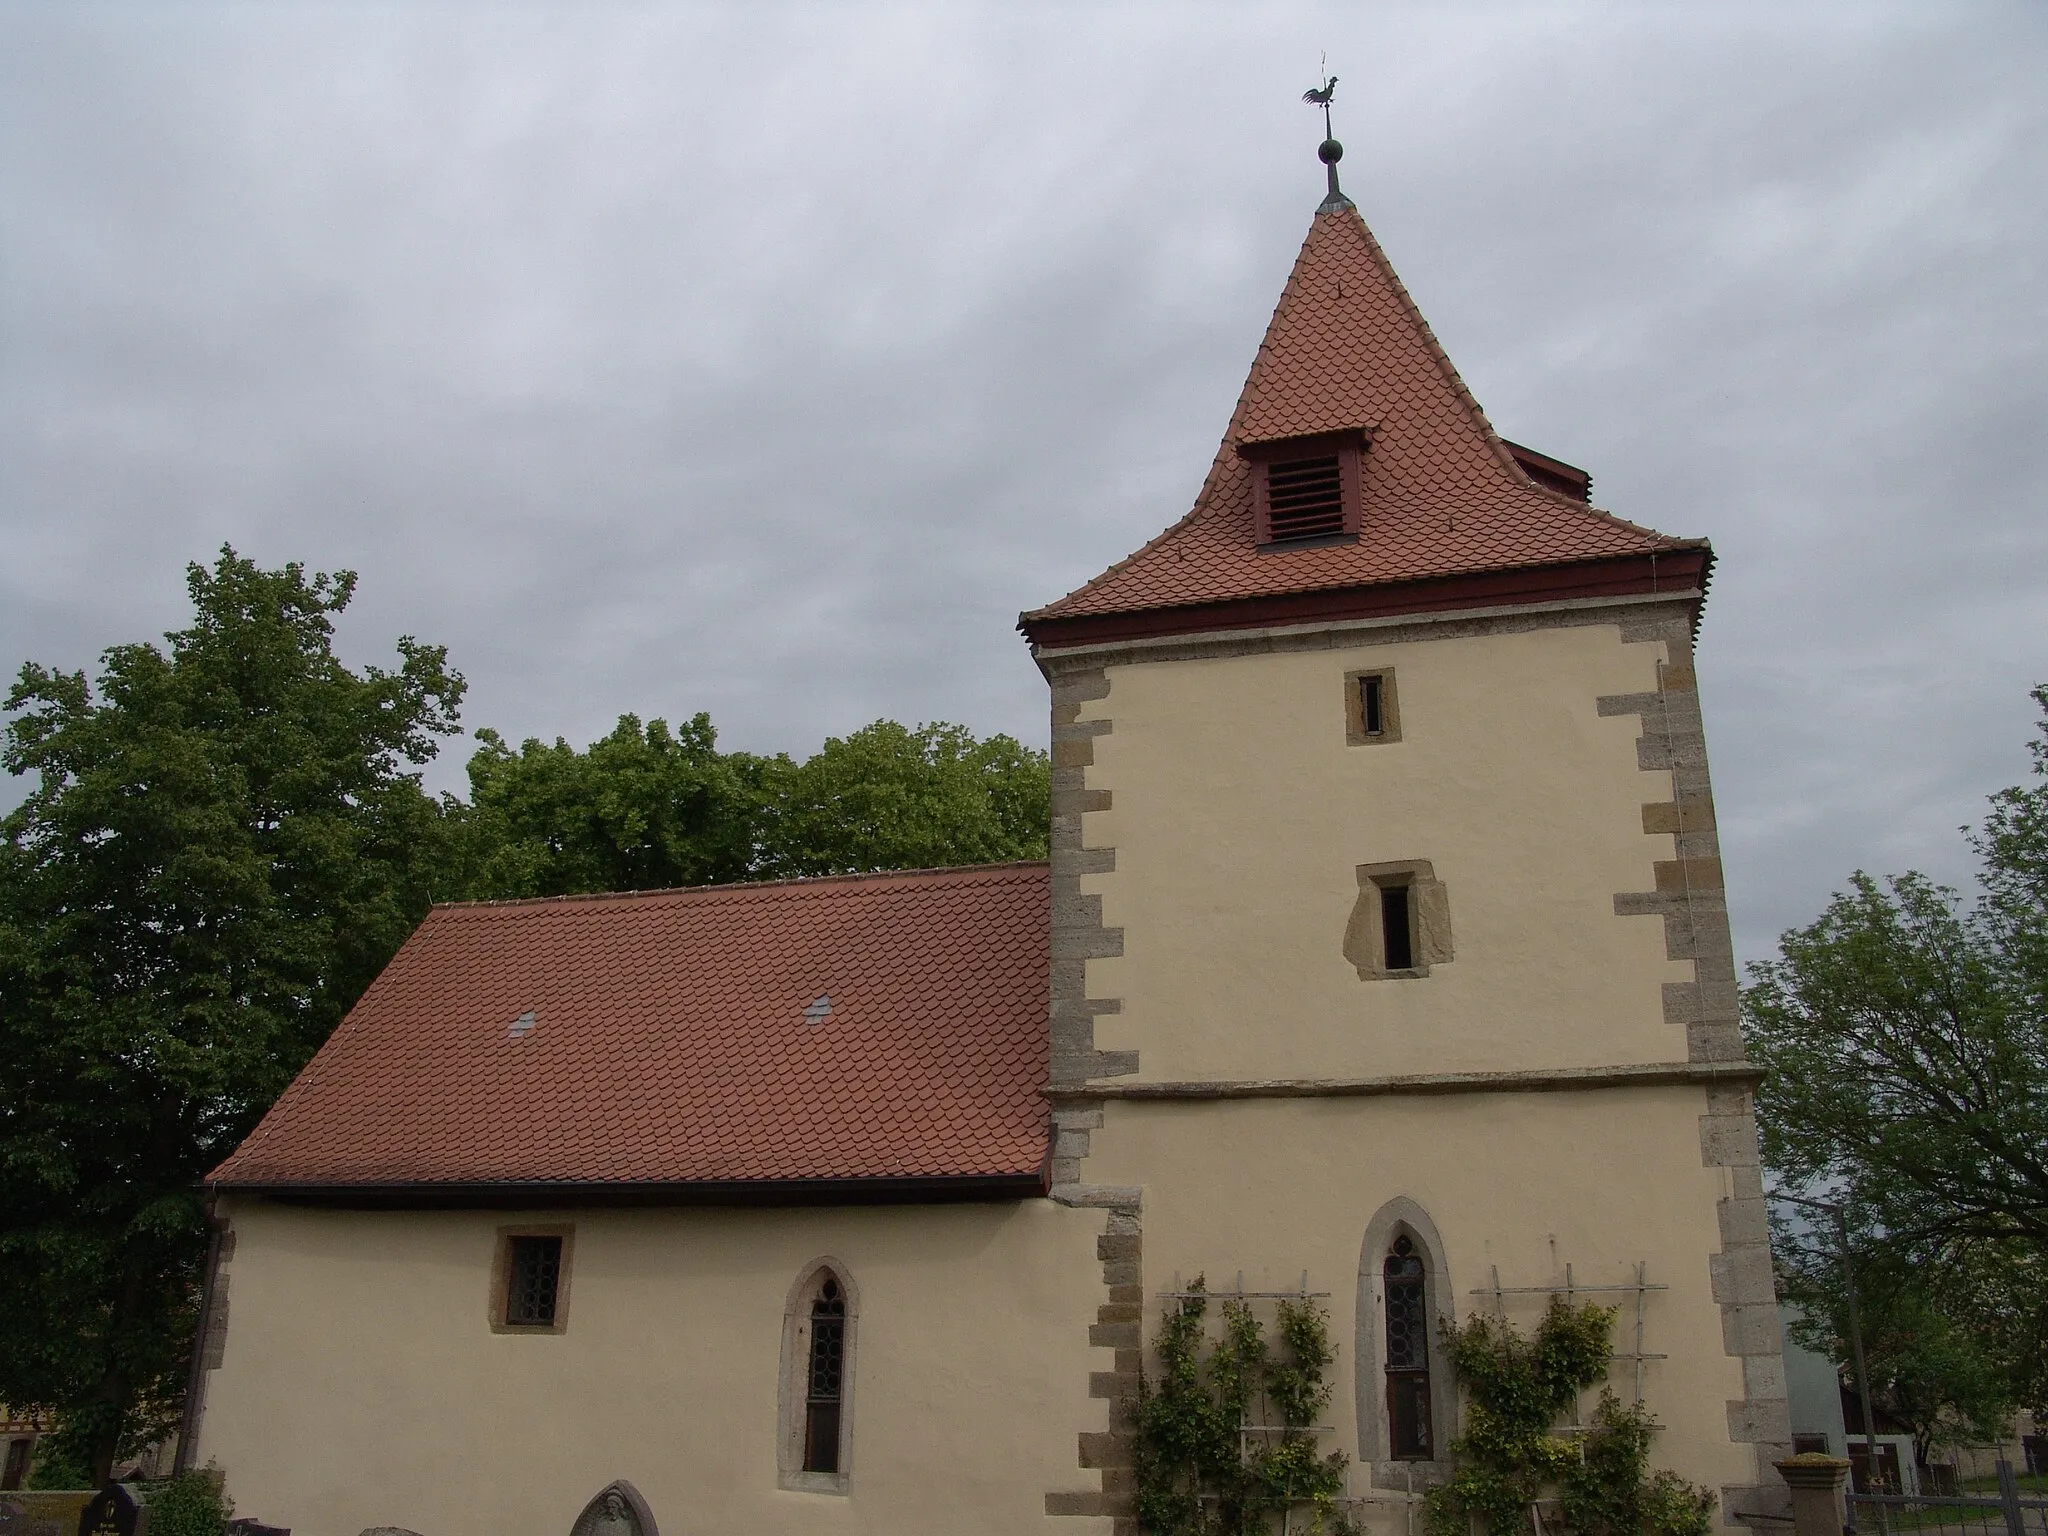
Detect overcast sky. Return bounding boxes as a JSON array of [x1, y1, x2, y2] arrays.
[[2, 2, 2044, 968]]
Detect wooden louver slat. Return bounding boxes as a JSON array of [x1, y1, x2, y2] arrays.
[[1264, 454, 1347, 540]]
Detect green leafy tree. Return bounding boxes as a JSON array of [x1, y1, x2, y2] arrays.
[[0, 549, 462, 1481], [448, 713, 767, 898], [442, 715, 1050, 898], [1781, 1266, 2014, 1467], [757, 719, 1050, 878], [1747, 685, 2048, 1417]]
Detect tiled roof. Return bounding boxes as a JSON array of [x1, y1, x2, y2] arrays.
[[1024, 206, 1701, 631], [209, 864, 1051, 1192]]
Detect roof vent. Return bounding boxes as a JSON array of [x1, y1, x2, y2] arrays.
[[507, 1009, 538, 1042], [1264, 454, 1347, 540], [804, 995, 833, 1027], [1503, 440, 1592, 503], [1237, 428, 1368, 547]]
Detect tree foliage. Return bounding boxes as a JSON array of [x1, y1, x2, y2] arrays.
[[0, 550, 463, 1480], [1424, 1299, 1714, 1536], [1746, 684, 2048, 1417], [757, 719, 1049, 879], [1781, 1269, 2015, 1464], [448, 713, 765, 898], [443, 715, 1049, 898]]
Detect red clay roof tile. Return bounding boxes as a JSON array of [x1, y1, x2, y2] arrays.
[[208, 863, 1051, 1191], [1023, 207, 1701, 633]]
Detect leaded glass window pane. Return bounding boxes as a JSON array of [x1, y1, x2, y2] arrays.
[[804, 1275, 847, 1473], [1384, 1235, 1432, 1459]]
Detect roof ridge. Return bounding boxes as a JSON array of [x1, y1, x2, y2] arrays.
[[1336, 207, 1702, 552], [1019, 211, 1331, 623], [1338, 206, 1527, 498], [431, 859, 1052, 913]]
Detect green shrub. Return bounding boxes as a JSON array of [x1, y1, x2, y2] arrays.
[[1424, 1298, 1714, 1536], [142, 1467, 233, 1536], [25, 1439, 92, 1490], [1134, 1276, 1359, 1536]]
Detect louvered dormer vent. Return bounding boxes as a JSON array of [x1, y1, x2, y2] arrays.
[[1239, 428, 1369, 548], [1265, 454, 1346, 540]]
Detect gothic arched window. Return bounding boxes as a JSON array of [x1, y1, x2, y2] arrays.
[[1383, 1236, 1433, 1459], [804, 1275, 847, 1474], [780, 1260, 858, 1493]]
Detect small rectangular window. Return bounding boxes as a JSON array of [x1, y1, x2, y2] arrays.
[[1347, 861, 1451, 981], [1344, 668, 1400, 745], [1380, 883, 1414, 971], [505, 1235, 562, 1327]]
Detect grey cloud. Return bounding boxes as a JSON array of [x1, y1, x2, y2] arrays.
[[2, 2, 2043, 972]]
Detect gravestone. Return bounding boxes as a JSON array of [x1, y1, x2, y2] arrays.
[[74, 1485, 144, 1536], [227, 1524, 291, 1536], [568, 1482, 656, 1536], [1, 1491, 93, 1536]]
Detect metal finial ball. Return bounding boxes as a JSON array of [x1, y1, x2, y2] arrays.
[[1319, 138, 1344, 166]]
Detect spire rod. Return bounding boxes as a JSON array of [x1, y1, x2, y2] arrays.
[[1301, 67, 1354, 213]]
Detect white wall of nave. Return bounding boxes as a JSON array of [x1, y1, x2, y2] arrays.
[[199, 1197, 1109, 1536]]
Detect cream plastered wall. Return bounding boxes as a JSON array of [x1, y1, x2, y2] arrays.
[[200, 1197, 1109, 1536], [1086, 1090, 1756, 1507], [1078, 621, 1687, 1081]]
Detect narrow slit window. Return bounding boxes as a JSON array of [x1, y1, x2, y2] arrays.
[[804, 1276, 847, 1474], [1380, 882, 1414, 971], [1360, 674, 1385, 737], [1344, 668, 1399, 745], [1384, 1236, 1433, 1460], [504, 1236, 563, 1328]]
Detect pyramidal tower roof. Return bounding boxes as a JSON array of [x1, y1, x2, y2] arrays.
[[1021, 199, 1708, 649]]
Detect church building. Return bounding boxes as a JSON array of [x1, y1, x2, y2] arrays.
[[191, 141, 1790, 1536]]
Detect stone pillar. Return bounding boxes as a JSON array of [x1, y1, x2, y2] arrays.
[[1775, 1455, 1852, 1536]]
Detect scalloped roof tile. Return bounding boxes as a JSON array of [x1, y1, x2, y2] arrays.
[[208, 863, 1051, 1190], [1024, 206, 1701, 628]]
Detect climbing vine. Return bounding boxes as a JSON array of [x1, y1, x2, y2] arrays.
[[1423, 1298, 1716, 1536], [1135, 1277, 1360, 1536]]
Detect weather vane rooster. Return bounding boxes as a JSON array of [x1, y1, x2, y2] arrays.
[[1303, 71, 1338, 135], [1302, 61, 1352, 211]]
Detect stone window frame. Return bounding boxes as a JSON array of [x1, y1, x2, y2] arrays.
[[778, 1258, 860, 1495], [1356, 1198, 1459, 1484], [1345, 667, 1402, 745], [488, 1224, 575, 1336], [1344, 860, 1453, 980]]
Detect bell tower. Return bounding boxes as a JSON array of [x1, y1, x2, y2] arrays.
[[1023, 122, 1788, 1529]]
